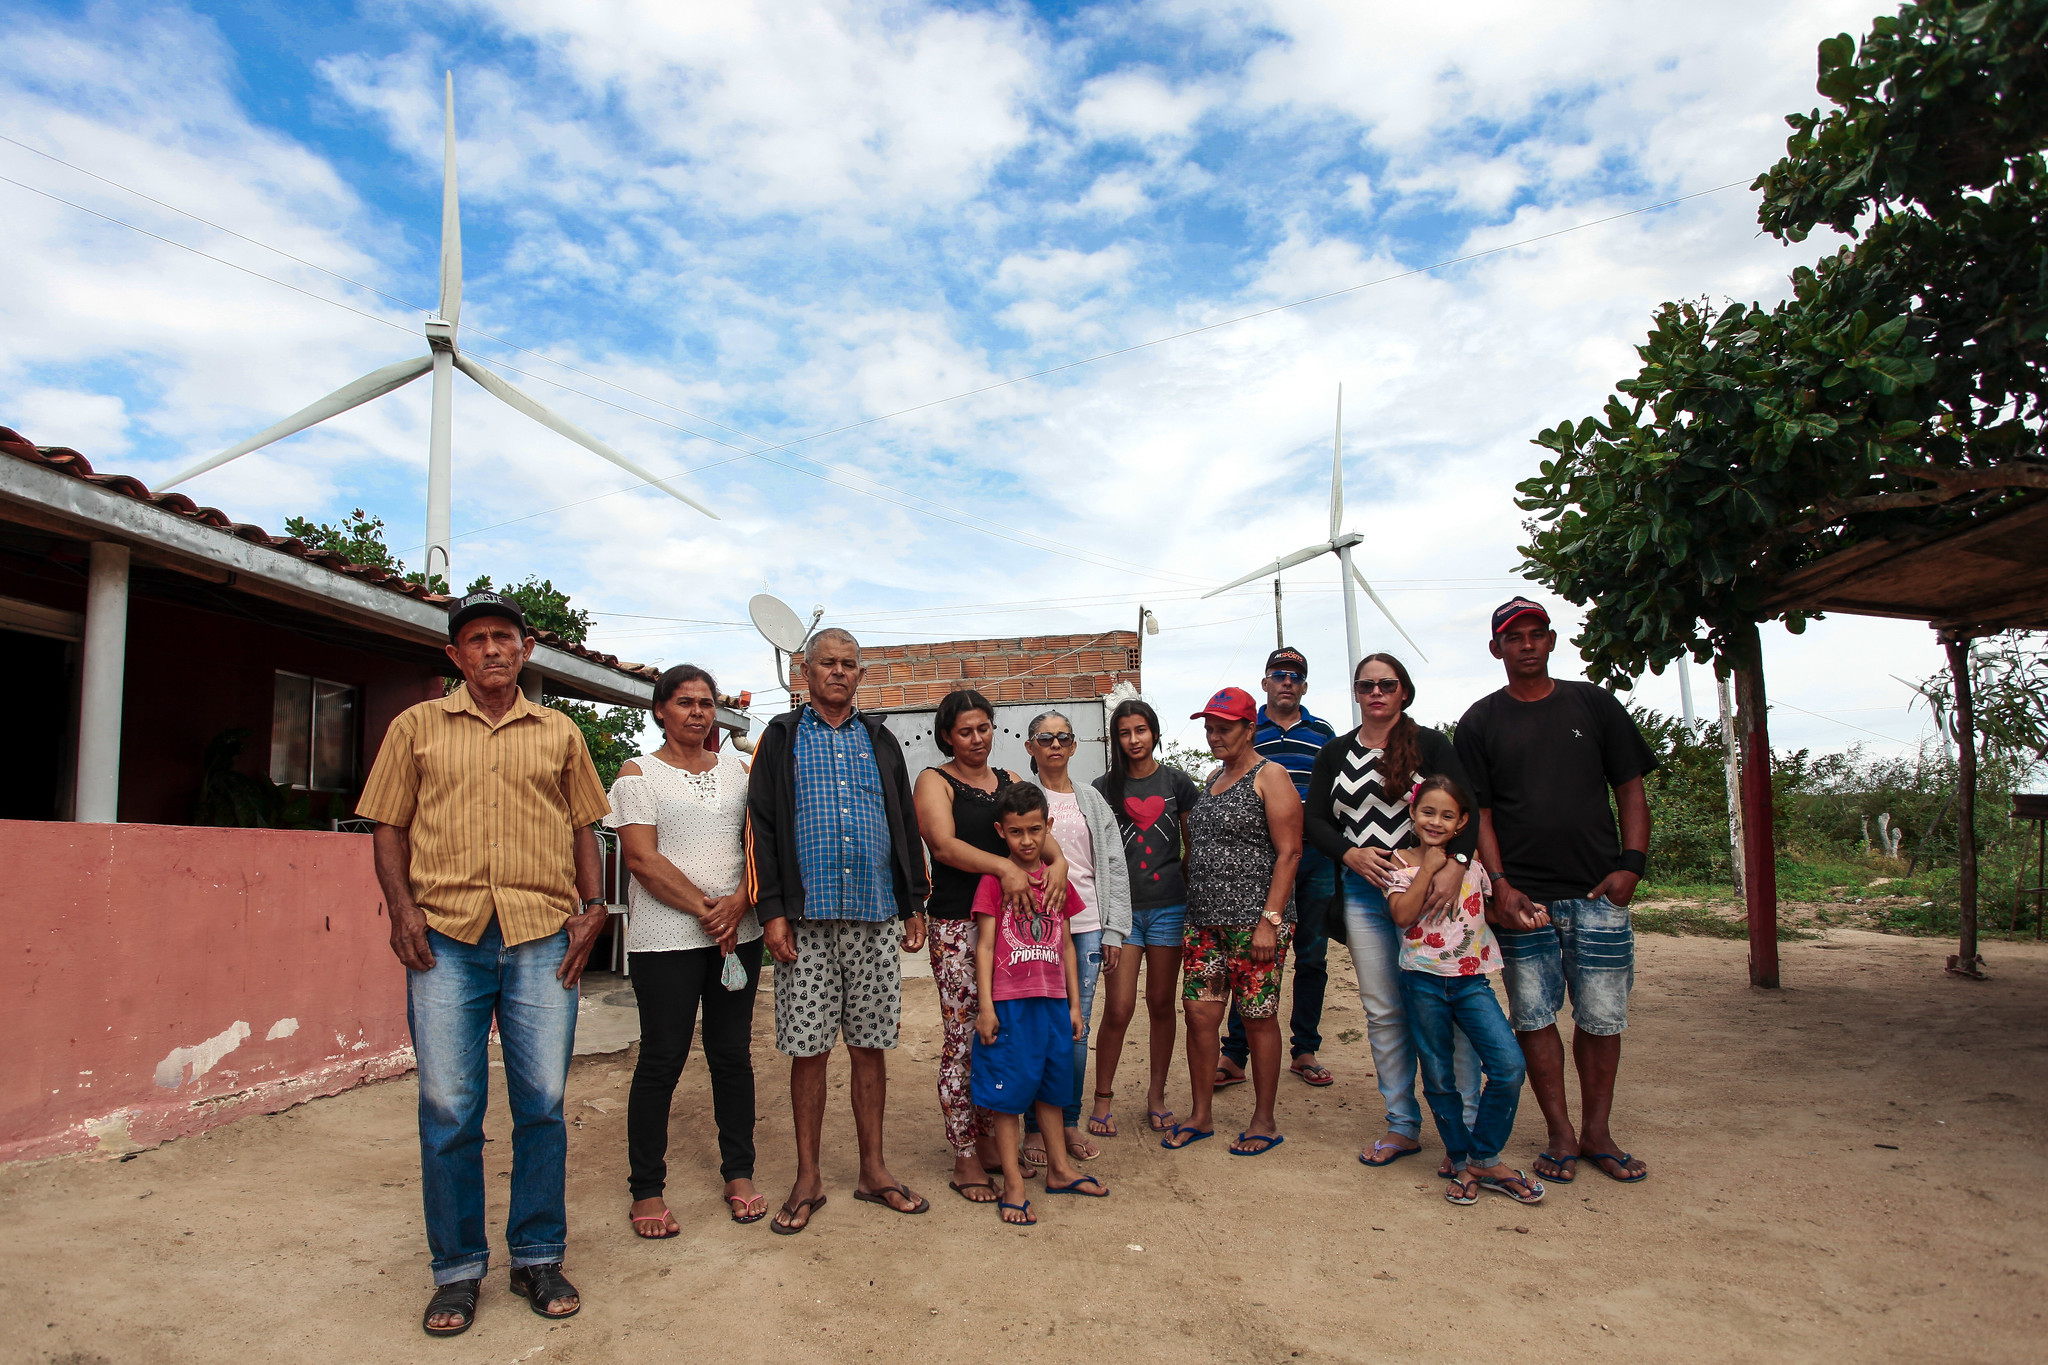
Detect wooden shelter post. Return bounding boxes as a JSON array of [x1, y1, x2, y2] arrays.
[[1944, 633, 1983, 977], [1733, 621, 1780, 988]]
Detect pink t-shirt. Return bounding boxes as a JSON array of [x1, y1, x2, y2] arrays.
[[1387, 858, 1500, 976], [1045, 789, 1100, 934], [973, 868, 1083, 1000]]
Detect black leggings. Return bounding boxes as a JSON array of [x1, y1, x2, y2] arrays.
[[627, 939, 762, 1197]]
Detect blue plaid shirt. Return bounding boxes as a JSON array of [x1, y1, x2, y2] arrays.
[[791, 704, 896, 922]]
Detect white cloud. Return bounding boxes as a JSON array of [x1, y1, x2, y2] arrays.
[[1074, 69, 1220, 144]]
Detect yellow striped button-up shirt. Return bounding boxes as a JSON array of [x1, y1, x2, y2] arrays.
[[356, 684, 611, 946]]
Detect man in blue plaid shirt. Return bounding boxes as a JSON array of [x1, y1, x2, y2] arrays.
[[747, 628, 931, 1233]]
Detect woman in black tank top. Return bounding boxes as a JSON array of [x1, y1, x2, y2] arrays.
[[912, 690, 1069, 1199]]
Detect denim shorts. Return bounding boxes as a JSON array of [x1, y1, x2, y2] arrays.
[[1494, 897, 1634, 1036], [1125, 901, 1188, 948]]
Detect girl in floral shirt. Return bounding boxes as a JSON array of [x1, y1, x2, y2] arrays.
[[1386, 776, 1544, 1208]]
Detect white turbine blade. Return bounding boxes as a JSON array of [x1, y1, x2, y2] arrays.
[[159, 354, 433, 489], [1330, 382, 1344, 541], [1351, 561, 1428, 662], [453, 354, 719, 519], [439, 70, 462, 327], [1201, 541, 1333, 599]]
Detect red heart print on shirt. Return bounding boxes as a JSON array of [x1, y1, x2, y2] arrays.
[[1124, 795, 1167, 831]]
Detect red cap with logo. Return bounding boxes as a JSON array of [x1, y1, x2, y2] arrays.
[[1191, 686, 1258, 724]]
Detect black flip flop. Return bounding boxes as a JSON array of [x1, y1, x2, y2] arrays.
[[853, 1183, 930, 1214], [949, 1180, 998, 1203], [770, 1194, 826, 1235], [508, 1263, 580, 1320], [421, 1278, 480, 1337]]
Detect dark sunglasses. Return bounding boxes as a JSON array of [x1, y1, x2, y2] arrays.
[[1353, 677, 1403, 695], [1031, 732, 1077, 747], [1265, 670, 1305, 685]]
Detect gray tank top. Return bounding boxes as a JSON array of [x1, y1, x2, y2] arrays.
[[1186, 760, 1295, 928]]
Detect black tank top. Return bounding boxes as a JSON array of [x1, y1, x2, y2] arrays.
[[924, 767, 1017, 920]]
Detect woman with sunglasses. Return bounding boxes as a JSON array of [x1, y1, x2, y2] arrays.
[[1302, 654, 1481, 1173], [1019, 710, 1131, 1167]]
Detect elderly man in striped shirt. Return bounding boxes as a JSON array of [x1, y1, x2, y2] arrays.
[[1216, 647, 1341, 1091], [360, 590, 611, 1338]]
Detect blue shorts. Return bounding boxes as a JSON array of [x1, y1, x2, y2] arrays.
[[970, 997, 1074, 1115], [1494, 897, 1635, 1036], [1125, 901, 1188, 948]]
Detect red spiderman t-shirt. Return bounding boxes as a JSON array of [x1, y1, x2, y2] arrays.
[[972, 868, 1082, 1001]]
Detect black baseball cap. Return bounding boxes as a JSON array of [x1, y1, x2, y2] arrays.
[[1265, 647, 1308, 676], [1490, 597, 1551, 637], [448, 589, 529, 641]]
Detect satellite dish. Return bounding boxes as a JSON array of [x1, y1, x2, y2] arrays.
[[749, 594, 812, 653]]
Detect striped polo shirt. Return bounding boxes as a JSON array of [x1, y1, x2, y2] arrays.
[[356, 684, 612, 946], [1254, 703, 1337, 797]]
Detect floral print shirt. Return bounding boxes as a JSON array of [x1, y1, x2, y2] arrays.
[[1388, 857, 1501, 976]]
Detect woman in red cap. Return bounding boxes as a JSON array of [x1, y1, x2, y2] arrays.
[[1164, 687, 1303, 1155]]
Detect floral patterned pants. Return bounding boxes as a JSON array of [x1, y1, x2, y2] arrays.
[[928, 919, 992, 1158]]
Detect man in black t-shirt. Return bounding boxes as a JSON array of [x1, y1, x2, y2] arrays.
[[1454, 598, 1654, 1187]]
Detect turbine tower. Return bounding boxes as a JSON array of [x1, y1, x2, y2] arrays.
[[161, 72, 716, 582], [1203, 384, 1424, 724]]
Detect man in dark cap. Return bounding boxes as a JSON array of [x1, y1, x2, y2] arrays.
[[1216, 646, 1341, 1091], [1454, 598, 1655, 1188], [358, 589, 612, 1336]]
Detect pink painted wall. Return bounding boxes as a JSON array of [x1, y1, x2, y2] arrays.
[[2, 820, 411, 1162]]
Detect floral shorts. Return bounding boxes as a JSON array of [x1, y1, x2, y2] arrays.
[[1181, 923, 1293, 1019]]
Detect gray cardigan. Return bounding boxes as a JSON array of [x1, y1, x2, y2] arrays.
[[1035, 778, 1134, 948]]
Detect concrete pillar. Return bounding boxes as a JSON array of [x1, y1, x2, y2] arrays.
[[519, 668, 543, 702], [75, 542, 131, 823]]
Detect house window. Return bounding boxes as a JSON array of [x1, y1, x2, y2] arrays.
[[271, 672, 358, 791]]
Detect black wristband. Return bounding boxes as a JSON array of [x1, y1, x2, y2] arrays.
[[1617, 849, 1647, 877]]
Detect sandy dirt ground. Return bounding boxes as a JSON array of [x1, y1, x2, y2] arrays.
[[6, 928, 2045, 1365]]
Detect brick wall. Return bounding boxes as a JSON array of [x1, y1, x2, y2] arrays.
[[789, 630, 1142, 712]]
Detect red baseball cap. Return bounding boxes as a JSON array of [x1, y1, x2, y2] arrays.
[[1490, 596, 1551, 637], [1191, 687, 1258, 723]]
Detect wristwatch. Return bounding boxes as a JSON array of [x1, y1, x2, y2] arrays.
[[580, 897, 606, 914], [1261, 909, 1285, 927]]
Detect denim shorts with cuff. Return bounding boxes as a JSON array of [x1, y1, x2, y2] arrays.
[[1494, 896, 1634, 1036], [1125, 901, 1188, 948]]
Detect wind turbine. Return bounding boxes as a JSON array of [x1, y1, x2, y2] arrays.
[[1203, 384, 1424, 724], [160, 71, 717, 583]]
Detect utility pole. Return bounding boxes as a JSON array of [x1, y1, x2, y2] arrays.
[[1717, 668, 1745, 899], [1273, 578, 1284, 647], [1677, 655, 1697, 729]]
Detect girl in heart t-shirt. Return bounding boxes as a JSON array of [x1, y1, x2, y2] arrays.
[[1093, 764, 1202, 910]]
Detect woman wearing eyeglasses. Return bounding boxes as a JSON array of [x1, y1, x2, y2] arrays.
[[1019, 710, 1131, 1167], [1302, 654, 1481, 1173]]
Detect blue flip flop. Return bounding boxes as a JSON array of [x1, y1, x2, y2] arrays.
[[1231, 1132, 1285, 1156], [1046, 1175, 1110, 1197], [1585, 1151, 1648, 1183], [1536, 1151, 1579, 1183], [1160, 1125, 1214, 1150], [997, 1199, 1036, 1225]]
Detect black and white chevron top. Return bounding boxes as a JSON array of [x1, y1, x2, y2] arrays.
[[1303, 725, 1479, 863]]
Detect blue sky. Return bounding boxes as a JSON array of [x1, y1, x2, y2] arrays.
[[2, 0, 1954, 757]]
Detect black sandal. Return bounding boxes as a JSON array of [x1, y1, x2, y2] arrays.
[[508, 1263, 581, 1319], [421, 1278, 480, 1337]]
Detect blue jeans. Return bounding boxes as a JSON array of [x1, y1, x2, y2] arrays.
[[1341, 872, 1478, 1139], [408, 922, 579, 1286], [1223, 852, 1334, 1065], [1027, 928, 1102, 1133], [1397, 971, 1525, 1169]]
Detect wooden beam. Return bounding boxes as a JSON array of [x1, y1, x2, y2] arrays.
[[1733, 621, 1779, 988], [1944, 634, 1986, 978]]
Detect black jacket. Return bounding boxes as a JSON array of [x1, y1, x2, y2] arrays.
[[744, 708, 930, 922], [1303, 724, 1479, 862]]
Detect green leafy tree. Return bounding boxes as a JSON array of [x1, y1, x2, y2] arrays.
[[283, 508, 447, 593], [1905, 629, 2048, 761], [1519, 0, 2048, 686]]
